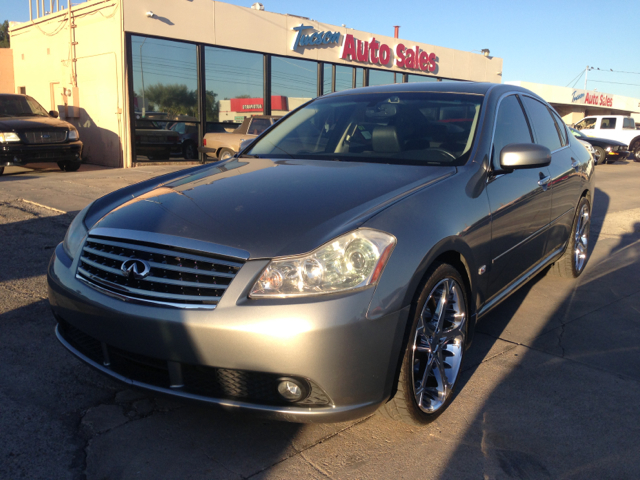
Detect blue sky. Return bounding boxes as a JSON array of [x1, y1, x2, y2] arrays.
[[5, 0, 640, 99]]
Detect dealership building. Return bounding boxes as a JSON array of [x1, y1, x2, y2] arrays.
[[5, 0, 502, 168], [4, 0, 638, 169]]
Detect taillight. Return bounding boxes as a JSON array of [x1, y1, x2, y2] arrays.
[[203, 138, 207, 146]]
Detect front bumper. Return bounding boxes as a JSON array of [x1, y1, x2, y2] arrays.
[[1, 141, 83, 166], [605, 150, 629, 161], [47, 242, 409, 423]]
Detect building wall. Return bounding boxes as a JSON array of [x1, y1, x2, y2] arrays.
[[9, 0, 127, 168], [123, 0, 502, 83], [0, 49, 15, 93]]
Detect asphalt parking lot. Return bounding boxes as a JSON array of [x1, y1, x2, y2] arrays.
[[1, 159, 639, 479]]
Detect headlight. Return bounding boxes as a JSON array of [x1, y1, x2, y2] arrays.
[[68, 128, 80, 141], [606, 146, 612, 152], [250, 229, 396, 298], [62, 202, 93, 259], [0, 132, 20, 143]]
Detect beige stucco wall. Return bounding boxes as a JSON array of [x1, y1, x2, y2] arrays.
[[0, 49, 15, 93], [10, 0, 128, 168], [123, 0, 502, 83]]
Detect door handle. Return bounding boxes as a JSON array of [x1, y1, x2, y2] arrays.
[[571, 158, 580, 170], [538, 174, 550, 190]]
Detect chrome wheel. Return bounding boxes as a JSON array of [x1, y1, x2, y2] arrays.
[[574, 203, 590, 274], [412, 278, 466, 413]]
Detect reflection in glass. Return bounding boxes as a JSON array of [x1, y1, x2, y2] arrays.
[[205, 46, 264, 125], [272, 56, 317, 115], [335, 65, 353, 92], [368, 69, 396, 87], [407, 74, 438, 83], [355, 68, 363, 88], [323, 63, 333, 95], [131, 35, 199, 161]]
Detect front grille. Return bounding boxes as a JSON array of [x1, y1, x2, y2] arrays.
[[57, 319, 332, 407], [77, 235, 243, 307], [24, 131, 67, 144]]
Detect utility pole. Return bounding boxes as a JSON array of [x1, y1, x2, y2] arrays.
[[584, 66, 588, 90], [140, 38, 147, 116]]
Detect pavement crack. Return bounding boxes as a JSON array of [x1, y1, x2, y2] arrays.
[[558, 323, 566, 358], [299, 451, 334, 478], [246, 415, 374, 479]]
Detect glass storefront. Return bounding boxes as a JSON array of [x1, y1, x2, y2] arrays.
[[271, 56, 318, 113], [205, 46, 264, 125], [131, 35, 199, 161], [128, 35, 451, 163]]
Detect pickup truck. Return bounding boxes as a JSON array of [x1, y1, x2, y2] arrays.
[[199, 115, 281, 160], [573, 115, 640, 161]]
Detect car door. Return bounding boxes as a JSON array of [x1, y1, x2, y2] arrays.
[[521, 96, 583, 255], [485, 94, 552, 299]]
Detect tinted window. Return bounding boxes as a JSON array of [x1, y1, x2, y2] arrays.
[[575, 118, 596, 130], [623, 118, 636, 129], [551, 110, 568, 146], [272, 56, 317, 111], [248, 118, 271, 135], [522, 96, 562, 151], [492, 95, 533, 165], [248, 92, 484, 166], [601, 117, 616, 129]]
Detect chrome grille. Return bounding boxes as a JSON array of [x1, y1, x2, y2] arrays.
[[24, 131, 67, 144], [76, 235, 243, 307]]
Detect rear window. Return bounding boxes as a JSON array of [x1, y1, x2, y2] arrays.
[[247, 92, 484, 166], [623, 118, 636, 129]]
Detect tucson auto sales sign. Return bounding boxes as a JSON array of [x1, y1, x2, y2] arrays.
[[292, 25, 437, 73], [571, 89, 613, 107]]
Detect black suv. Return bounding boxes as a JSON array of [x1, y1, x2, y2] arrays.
[[0, 94, 83, 175]]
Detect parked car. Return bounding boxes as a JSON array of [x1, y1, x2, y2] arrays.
[[573, 115, 640, 161], [169, 122, 199, 159], [134, 113, 180, 161], [568, 127, 629, 164], [199, 115, 281, 160], [48, 82, 594, 425], [0, 93, 83, 175]]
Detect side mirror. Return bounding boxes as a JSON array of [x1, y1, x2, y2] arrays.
[[49, 110, 59, 118], [500, 143, 551, 170]]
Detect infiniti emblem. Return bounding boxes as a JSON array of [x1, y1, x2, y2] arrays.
[[42, 134, 50, 139], [121, 259, 151, 280]]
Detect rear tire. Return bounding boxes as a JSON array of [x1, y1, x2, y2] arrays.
[[379, 263, 468, 425], [218, 148, 235, 160], [549, 196, 591, 278]]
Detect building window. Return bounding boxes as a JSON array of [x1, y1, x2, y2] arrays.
[[334, 65, 353, 92], [131, 35, 199, 162], [271, 56, 318, 115], [205, 46, 264, 125], [323, 63, 333, 94], [368, 69, 397, 87], [406, 74, 438, 83]]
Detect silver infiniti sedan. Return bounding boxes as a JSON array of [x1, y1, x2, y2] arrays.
[[48, 83, 594, 425]]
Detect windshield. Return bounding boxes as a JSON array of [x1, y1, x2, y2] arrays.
[[569, 127, 585, 138], [247, 92, 484, 166], [0, 95, 49, 117]]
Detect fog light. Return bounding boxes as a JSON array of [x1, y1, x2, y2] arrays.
[[277, 378, 307, 402]]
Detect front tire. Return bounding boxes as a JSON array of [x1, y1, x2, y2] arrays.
[[631, 140, 640, 162], [379, 263, 468, 425], [593, 146, 605, 165], [550, 196, 591, 278], [57, 161, 81, 172]]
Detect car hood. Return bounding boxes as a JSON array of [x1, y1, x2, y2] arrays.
[[0, 116, 71, 131], [580, 135, 628, 147], [91, 157, 455, 258]]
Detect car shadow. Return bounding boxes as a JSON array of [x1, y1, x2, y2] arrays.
[[434, 187, 640, 477]]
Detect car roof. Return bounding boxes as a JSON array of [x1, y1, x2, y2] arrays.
[[321, 81, 515, 98]]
